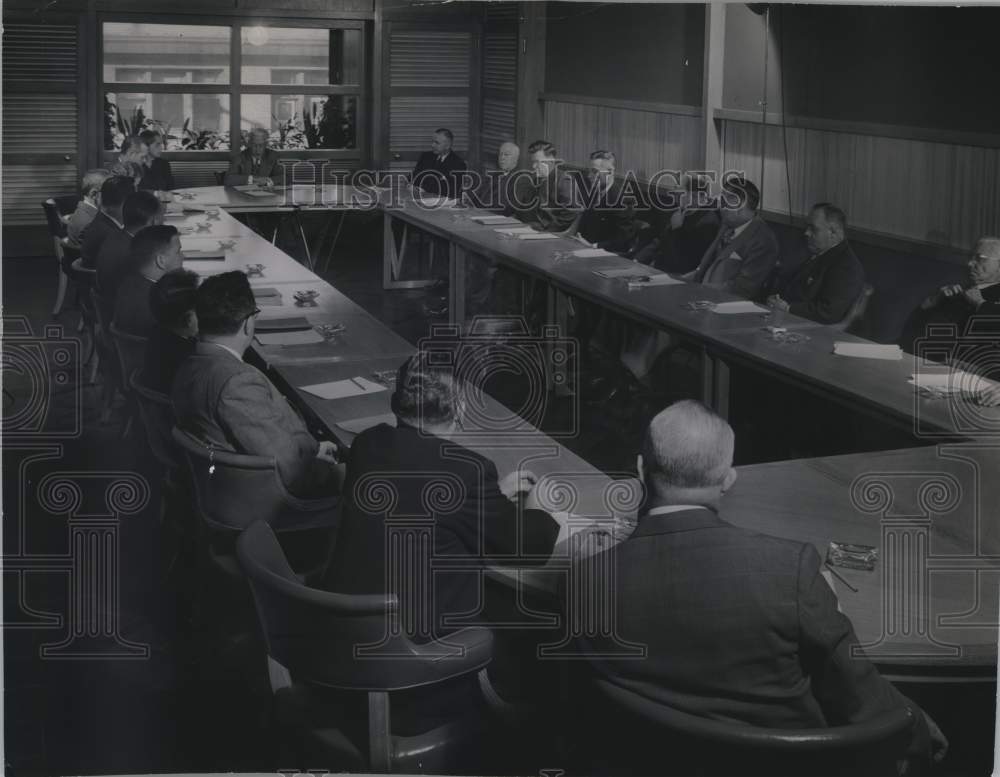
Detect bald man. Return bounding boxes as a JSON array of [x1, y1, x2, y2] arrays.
[[572, 400, 946, 769], [225, 128, 283, 187]]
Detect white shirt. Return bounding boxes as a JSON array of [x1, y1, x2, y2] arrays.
[[643, 504, 706, 517], [105, 212, 125, 230], [729, 218, 753, 240]]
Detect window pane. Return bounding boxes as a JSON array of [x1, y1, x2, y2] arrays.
[[241, 27, 361, 85], [103, 23, 230, 84], [240, 94, 357, 149], [104, 92, 231, 151]]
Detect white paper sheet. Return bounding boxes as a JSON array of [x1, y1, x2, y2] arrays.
[[710, 301, 769, 315], [627, 274, 684, 287], [335, 413, 398, 434], [470, 214, 521, 224], [299, 377, 388, 400], [517, 232, 559, 240], [572, 248, 618, 258], [833, 342, 903, 360], [255, 329, 325, 346], [494, 226, 537, 235], [907, 371, 998, 394]]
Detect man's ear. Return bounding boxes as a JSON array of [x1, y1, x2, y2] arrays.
[[636, 454, 645, 482], [721, 467, 738, 494]]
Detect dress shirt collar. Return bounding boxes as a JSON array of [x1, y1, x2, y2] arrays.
[[104, 212, 124, 230], [81, 199, 98, 214], [437, 150, 450, 163], [730, 218, 753, 240], [200, 340, 244, 362], [643, 504, 705, 517], [632, 505, 723, 538]]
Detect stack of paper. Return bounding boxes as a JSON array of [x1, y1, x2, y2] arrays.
[[572, 248, 617, 258], [416, 196, 457, 208], [255, 329, 325, 346], [252, 287, 281, 299], [833, 342, 903, 360], [494, 226, 537, 236], [710, 301, 769, 315], [299, 377, 388, 400], [517, 232, 559, 241], [908, 371, 998, 394], [593, 267, 642, 279], [470, 214, 521, 225]]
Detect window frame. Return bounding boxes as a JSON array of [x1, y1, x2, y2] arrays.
[[98, 13, 367, 165]]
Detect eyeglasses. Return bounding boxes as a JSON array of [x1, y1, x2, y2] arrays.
[[243, 307, 261, 323]]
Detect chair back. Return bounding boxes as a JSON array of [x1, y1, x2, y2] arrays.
[[171, 426, 291, 531], [53, 194, 80, 217], [833, 282, 874, 333], [109, 321, 149, 391], [70, 259, 98, 320], [41, 199, 67, 239], [236, 520, 493, 692], [214, 171, 226, 185], [130, 373, 179, 470], [590, 677, 914, 776]]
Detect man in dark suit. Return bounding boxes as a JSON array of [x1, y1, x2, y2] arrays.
[[572, 400, 946, 764], [140, 269, 199, 395], [518, 140, 583, 233], [67, 169, 111, 246], [321, 349, 559, 640], [171, 271, 341, 498], [224, 128, 283, 187], [574, 150, 639, 254], [412, 127, 467, 200], [633, 177, 720, 274], [80, 175, 135, 270], [113, 225, 184, 338], [97, 189, 163, 304], [138, 129, 175, 193], [768, 203, 866, 324], [682, 178, 779, 301]]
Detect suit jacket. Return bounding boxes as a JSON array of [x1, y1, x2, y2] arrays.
[[96, 228, 136, 302], [899, 281, 1000, 355], [778, 240, 866, 324], [67, 199, 99, 246], [412, 150, 468, 200], [113, 273, 156, 338], [692, 217, 780, 300], [574, 507, 929, 752], [577, 181, 637, 253], [80, 211, 124, 270], [139, 158, 174, 192], [224, 148, 284, 187], [171, 341, 323, 496], [471, 169, 530, 216], [651, 208, 721, 274], [518, 169, 583, 233], [321, 422, 559, 640], [141, 327, 195, 395]]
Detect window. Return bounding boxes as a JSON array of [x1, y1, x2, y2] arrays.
[[101, 21, 364, 154]]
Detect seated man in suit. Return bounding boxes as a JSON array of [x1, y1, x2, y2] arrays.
[[140, 268, 199, 394], [633, 175, 720, 274], [412, 127, 467, 200], [80, 175, 135, 269], [573, 150, 638, 254], [171, 271, 341, 498], [137, 129, 175, 194], [768, 203, 866, 325], [680, 177, 779, 301], [321, 349, 559, 640], [518, 140, 583, 233], [97, 189, 163, 304], [114, 225, 184, 338], [572, 400, 946, 765], [67, 169, 111, 246], [224, 128, 283, 187]]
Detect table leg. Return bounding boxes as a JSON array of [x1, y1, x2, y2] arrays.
[[292, 210, 313, 270], [701, 348, 731, 419], [449, 242, 467, 329], [319, 211, 347, 274], [381, 212, 435, 290]]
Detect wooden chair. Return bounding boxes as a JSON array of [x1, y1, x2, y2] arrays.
[[237, 520, 494, 773], [214, 170, 226, 185], [68, 258, 100, 384]]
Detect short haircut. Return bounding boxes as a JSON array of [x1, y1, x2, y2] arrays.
[[724, 177, 761, 212], [123, 190, 162, 230], [390, 350, 458, 427], [590, 149, 616, 164], [977, 236, 1000, 261], [196, 271, 256, 336], [150, 269, 199, 330], [811, 202, 847, 233], [640, 400, 734, 491], [101, 176, 138, 209], [81, 168, 111, 195], [131, 224, 178, 269], [249, 127, 269, 141], [120, 135, 146, 155], [434, 128, 454, 142], [138, 129, 161, 146], [528, 140, 558, 157]]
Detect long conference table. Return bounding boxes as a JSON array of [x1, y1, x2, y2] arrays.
[[169, 184, 1000, 680]]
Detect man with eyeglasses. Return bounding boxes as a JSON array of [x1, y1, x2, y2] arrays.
[[171, 271, 342, 497]]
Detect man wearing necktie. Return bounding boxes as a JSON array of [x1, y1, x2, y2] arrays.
[[682, 178, 779, 302], [224, 127, 283, 188], [412, 128, 468, 200]]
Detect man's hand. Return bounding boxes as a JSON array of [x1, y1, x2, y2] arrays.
[[767, 294, 790, 312], [499, 468, 538, 502], [939, 283, 965, 299], [316, 440, 341, 465], [967, 380, 1000, 407], [669, 206, 687, 231], [963, 286, 985, 309], [262, 177, 275, 188], [925, 711, 949, 764]]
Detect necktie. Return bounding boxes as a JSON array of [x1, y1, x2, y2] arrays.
[[720, 228, 736, 246]]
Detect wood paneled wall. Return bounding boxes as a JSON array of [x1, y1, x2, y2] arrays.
[[722, 118, 1000, 253], [543, 99, 703, 180]]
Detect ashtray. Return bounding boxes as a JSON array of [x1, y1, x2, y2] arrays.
[[205, 210, 221, 221], [294, 290, 319, 306], [761, 327, 810, 344], [684, 300, 717, 311], [827, 542, 878, 571], [245, 262, 264, 277], [195, 222, 212, 233], [316, 322, 346, 339]]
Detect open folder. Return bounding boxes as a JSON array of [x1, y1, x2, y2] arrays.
[[255, 329, 324, 346], [254, 316, 313, 333], [299, 377, 387, 400], [833, 342, 903, 360]]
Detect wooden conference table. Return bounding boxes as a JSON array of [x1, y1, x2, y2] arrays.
[[172, 185, 999, 678]]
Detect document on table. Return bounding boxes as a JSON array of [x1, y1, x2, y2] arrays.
[[494, 226, 537, 236], [517, 232, 559, 240], [299, 377, 388, 400], [833, 342, 903, 360], [593, 267, 649, 278], [627, 274, 684, 287], [254, 316, 313, 333], [572, 248, 618, 258], [908, 371, 998, 394], [711, 301, 769, 315], [335, 413, 398, 434], [183, 250, 227, 261], [255, 329, 325, 346], [252, 287, 281, 298], [470, 214, 521, 225]]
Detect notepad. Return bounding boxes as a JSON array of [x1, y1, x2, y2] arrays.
[[299, 377, 388, 400], [572, 248, 618, 258], [494, 226, 537, 236], [255, 316, 313, 333], [255, 329, 325, 346], [711, 301, 769, 315], [470, 215, 521, 225], [335, 413, 398, 434], [833, 342, 903, 360], [252, 287, 281, 298], [184, 251, 227, 261], [518, 232, 559, 240], [593, 267, 646, 279]]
